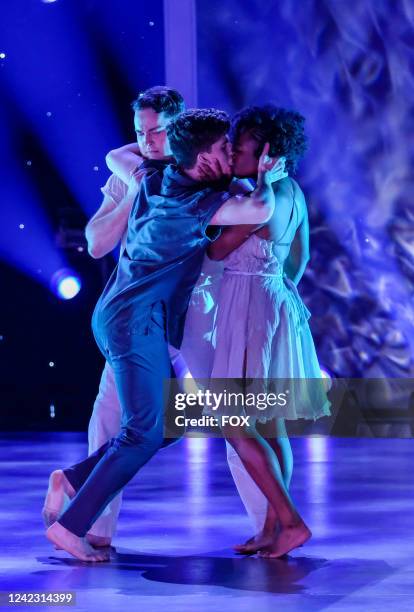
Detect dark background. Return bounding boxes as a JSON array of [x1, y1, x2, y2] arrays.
[[1, 0, 413, 430]]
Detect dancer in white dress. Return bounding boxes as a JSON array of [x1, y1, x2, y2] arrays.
[[203, 105, 330, 556]]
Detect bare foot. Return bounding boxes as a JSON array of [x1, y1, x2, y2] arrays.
[[46, 523, 110, 562], [42, 470, 76, 528], [233, 530, 276, 555], [55, 534, 114, 553], [258, 523, 312, 558], [86, 534, 113, 549]]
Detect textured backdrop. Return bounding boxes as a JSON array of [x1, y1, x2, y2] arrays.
[[197, 0, 414, 378]]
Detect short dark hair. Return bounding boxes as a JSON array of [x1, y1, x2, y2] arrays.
[[166, 108, 230, 168], [230, 105, 307, 174], [131, 86, 185, 117]]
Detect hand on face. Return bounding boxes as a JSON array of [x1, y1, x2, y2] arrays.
[[198, 156, 231, 182], [258, 143, 288, 183], [198, 140, 232, 182]]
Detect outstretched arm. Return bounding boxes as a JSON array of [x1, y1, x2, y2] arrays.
[[106, 143, 143, 184]]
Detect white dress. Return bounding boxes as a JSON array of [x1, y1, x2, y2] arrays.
[[209, 232, 331, 422]]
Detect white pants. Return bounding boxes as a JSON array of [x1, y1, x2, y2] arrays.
[[225, 442, 267, 533], [87, 353, 268, 539], [87, 362, 122, 538]]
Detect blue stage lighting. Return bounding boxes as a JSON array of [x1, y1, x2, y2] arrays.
[[51, 269, 81, 300]]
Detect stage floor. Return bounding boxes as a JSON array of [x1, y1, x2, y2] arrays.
[[0, 433, 413, 611]]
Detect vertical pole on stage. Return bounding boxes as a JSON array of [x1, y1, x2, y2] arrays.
[[163, 0, 198, 107]]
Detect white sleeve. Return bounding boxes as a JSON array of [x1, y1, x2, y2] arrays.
[[100, 174, 128, 206]]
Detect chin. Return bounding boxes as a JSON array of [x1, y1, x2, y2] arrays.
[[234, 168, 253, 179]]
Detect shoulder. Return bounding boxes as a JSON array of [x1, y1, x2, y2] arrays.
[[288, 177, 306, 202], [288, 178, 308, 223]]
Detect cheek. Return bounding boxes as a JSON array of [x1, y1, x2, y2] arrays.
[[234, 153, 248, 168], [233, 153, 257, 175], [154, 132, 168, 148]]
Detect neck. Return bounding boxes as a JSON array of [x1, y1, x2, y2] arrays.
[[181, 165, 200, 181]]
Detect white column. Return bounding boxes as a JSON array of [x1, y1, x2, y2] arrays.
[[163, 0, 198, 107]]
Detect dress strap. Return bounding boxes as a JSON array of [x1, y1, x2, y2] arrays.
[[274, 180, 297, 247]]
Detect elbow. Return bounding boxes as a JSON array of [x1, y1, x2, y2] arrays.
[[299, 254, 310, 273], [105, 149, 116, 173], [88, 246, 103, 259], [87, 241, 104, 259], [258, 202, 275, 224], [85, 228, 105, 259]]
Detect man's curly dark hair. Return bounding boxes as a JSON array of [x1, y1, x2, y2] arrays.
[[131, 86, 185, 117], [230, 105, 307, 174], [166, 108, 230, 168]]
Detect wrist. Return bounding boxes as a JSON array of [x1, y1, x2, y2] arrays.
[[257, 172, 272, 189]]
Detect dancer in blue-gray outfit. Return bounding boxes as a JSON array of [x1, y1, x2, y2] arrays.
[[44, 108, 287, 561]]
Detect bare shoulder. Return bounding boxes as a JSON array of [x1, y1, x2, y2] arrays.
[[288, 177, 304, 198]]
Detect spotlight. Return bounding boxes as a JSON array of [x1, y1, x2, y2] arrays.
[[51, 268, 81, 300]]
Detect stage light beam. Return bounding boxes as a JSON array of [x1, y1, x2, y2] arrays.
[[51, 269, 81, 300]]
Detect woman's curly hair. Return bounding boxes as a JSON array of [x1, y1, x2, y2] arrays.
[[167, 108, 230, 168], [230, 105, 307, 174]]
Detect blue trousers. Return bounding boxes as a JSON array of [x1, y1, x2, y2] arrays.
[[58, 304, 173, 537]]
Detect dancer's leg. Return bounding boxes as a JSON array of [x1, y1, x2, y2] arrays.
[[258, 419, 293, 489], [87, 362, 122, 546], [86, 347, 185, 545], [224, 424, 310, 558], [227, 418, 294, 551], [47, 325, 171, 561]]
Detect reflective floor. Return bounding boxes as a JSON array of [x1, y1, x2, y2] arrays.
[[0, 433, 413, 611]]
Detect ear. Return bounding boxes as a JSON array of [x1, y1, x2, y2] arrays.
[[197, 151, 211, 165]]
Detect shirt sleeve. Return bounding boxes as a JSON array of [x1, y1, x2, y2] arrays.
[[100, 174, 128, 206]]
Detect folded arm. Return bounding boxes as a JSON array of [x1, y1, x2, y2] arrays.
[[106, 143, 143, 184], [85, 172, 146, 259]]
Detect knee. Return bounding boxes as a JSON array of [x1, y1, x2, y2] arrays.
[[125, 424, 164, 453], [226, 440, 239, 461], [226, 437, 244, 456]]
